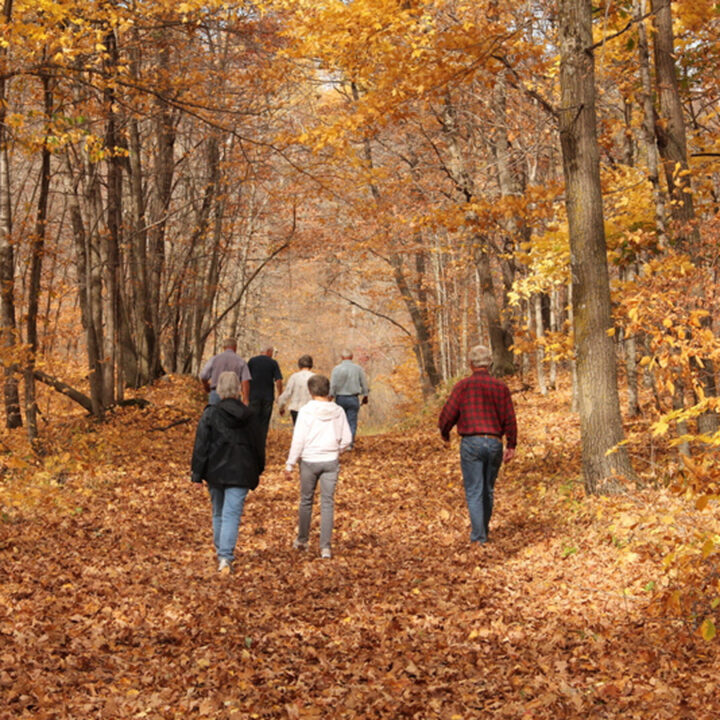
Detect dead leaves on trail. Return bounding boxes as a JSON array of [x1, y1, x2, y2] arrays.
[[2, 377, 720, 718]]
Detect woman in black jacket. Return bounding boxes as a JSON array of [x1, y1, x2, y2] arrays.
[[191, 371, 265, 573]]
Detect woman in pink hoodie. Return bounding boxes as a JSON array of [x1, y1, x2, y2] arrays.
[[284, 374, 352, 558]]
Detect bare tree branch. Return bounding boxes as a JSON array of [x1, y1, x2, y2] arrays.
[[320, 285, 413, 337]]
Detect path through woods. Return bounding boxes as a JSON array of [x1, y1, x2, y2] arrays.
[[2, 377, 719, 719]]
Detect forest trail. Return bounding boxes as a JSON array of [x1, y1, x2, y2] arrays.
[[2, 378, 718, 720]]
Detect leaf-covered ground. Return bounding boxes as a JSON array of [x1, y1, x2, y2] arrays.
[[2, 378, 719, 719]]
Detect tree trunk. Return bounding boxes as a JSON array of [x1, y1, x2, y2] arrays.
[[68, 165, 104, 419], [103, 25, 122, 404], [0, 0, 22, 428], [634, 0, 667, 244], [124, 28, 154, 386], [24, 72, 52, 442], [491, 72, 524, 358], [549, 288, 559, 391], [533, 294, 547, 396], [621, 265, 641, 417], [651, 0, 718, 436], [145, 41, 176, 381], [441, 93, 515, 374], [389, 253, 441, 392], [650, 0, 698, 244], [33, 370, 93, 414], [350, 88, 442, 391], [558, 0, 636, 492], [475, 244, 514, 375]]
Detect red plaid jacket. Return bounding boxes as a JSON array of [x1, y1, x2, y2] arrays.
[[438, 369, 517, 448]]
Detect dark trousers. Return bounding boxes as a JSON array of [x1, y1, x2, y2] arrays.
[[249, 398, 273, 444]]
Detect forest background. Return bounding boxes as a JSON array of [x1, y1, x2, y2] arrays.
[[1, 0, 720, 717]]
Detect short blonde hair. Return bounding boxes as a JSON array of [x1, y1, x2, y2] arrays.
[[217, 371, 240, 399], [469, 345, 492, 368]]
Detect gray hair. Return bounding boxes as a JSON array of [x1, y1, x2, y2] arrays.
[[469, 344, 493, 368], [217, 371, 241, 399], [340, 348, 353, 359], [222, 337, 237, 349]]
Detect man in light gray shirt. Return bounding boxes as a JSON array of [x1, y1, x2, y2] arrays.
[[329, 349, 369, 448], [200, 338, 252, 405]]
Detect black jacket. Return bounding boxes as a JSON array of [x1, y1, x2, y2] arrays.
[[191, 398, 265, 488]]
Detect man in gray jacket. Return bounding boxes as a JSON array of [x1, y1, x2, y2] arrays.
[[329, 349, 369, 448]]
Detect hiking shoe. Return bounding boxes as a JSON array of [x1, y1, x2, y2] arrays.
[[218, 558, 233, 574], [320, 548, 332, 559], [293, 538, 308, 551]]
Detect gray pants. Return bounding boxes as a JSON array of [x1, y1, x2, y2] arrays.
[[297, 458, 339, 550]]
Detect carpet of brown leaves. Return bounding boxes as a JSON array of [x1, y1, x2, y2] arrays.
[[1, 376, 719, 719]]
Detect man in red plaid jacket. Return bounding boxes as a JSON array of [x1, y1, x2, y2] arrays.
[[438, 345, 517, 545]]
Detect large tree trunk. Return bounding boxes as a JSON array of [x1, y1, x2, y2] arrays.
[[558, 0, 636, 493], [651, 0, 718, 437]]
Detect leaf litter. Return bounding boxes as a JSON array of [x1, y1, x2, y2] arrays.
[[1, 376, 719, 719]]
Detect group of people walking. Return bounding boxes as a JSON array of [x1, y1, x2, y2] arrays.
[[191, 339, 517, 574], [192, 340, 369, 572]]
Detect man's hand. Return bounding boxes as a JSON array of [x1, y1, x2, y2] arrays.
[[361, 396, 369, 405], [279, 407, 285, 416], [441, 434, 451, 448], [503, 447, 515, 463], [284, 469, 294, 482]]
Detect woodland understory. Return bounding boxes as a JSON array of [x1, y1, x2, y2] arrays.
[[2, 0, 720, 716], [1, 374, 719, 720]]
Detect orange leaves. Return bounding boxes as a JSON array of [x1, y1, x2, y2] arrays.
[[4, 375, 720, 718]]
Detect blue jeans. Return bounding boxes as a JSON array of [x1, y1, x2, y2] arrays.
[[208, 390, 220, 405], [335, 395, 359, 443], [460, 436, 503, 544], [208, 485, 249, 561]]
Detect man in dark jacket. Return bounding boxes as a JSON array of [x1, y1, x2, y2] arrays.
[[191, 371, 265, 573]]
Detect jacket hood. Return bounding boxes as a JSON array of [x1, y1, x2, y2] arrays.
[[213, 397, 253, 427], [307, 399, 343, 422]]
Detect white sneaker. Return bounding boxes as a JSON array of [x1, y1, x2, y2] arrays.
[[293, 539, 308, 551], [320, 548, 332, 559], [218, 558, 233, 574]]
